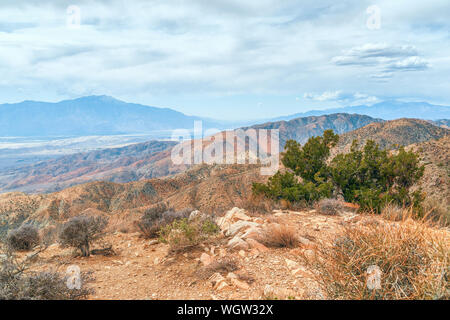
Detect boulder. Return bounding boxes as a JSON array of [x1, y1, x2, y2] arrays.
[[217, 207, 252, 232], [227, 236, 249, 251], [241, 226, 263, 240], [225, 220, 259, 237], [189, 210, 208, 222]]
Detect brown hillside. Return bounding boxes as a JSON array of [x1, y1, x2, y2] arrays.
[[0, 164, 266, 236], [334, 118, 449, 155]]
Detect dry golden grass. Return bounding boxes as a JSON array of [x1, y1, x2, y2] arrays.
[[381, 203, 449, 227], [258, 224, 299, 248], [301, 214, 449, 300]]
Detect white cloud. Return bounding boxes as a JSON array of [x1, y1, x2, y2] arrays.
[[304, 91, 379, 105], [0, 0, 449, 119], [332, 43, 430, 77]]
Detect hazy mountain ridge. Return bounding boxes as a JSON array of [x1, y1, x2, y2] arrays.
[[0, 95, 226, 137], [0, 113, 381, 194], [273, 101, 450, 121], [246, 113, 382, 147]]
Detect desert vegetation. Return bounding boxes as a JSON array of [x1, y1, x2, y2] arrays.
[[300, 210, 449, 300], [159, 215, 219, 252], [58, 215, 109, 257], [1, 229, 92, 300], [253, 130, 426, 215], [5, 225, 40, 252], [136, 203, 192, 239]]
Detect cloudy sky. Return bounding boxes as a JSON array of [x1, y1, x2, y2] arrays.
[[1, 0, 449, 120]]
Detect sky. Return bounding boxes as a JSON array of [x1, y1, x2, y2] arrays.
[[0, 0, 449, 120]]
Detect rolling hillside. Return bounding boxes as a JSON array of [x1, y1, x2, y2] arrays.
[[333, 118, 449, 154]]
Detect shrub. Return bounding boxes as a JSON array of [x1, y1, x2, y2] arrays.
[[58, 215, 108, 257], [330, 141, 424, 213], [253, 130, 339, 205], [258, 224, 299, 248], [254, 131, 425, 214], [5, 225, 40, 252], [301, 216, 449, 299], [0, 250, 92, 300], [316, 199, 343, 216], [136, 203, 191, 239], [159, 217, 219, 252]]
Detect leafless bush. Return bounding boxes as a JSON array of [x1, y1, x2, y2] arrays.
[[316, 199, 342, 216], [5, 225, 40, 252], [58, 215, 108, 257], [0, 249, 92, 300], [258, 224, 299, 248]]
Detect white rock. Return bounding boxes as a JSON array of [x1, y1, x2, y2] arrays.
[[284, 258, 299, 270], [227, 236, 249, 251], [226, 220, 259, 237], [200, 253, 214, 266]]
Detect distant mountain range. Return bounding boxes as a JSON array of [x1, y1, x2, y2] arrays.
[[273, 101, 450, 122], [1, 96, 449, 138], [0, 113, 381, 193], [0, 95, 228, 137]]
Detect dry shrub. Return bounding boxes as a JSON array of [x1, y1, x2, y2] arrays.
[[0, 249, 93, 300], [136, 203, 191, 239], [382, 203, 449, 227], [258, 224, 299, 248], [380, 203, 409, 221], [58, 215, 109, 257], [5, 225, 40, 252], [301, 217, 449, 300], [196, 257, 239, 280], [239, 194, 275, 215], [422, 198, 450, 227], [316, 198, 343, 216], [159, 217, 219, 253]]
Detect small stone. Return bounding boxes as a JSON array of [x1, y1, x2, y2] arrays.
[[227, 272, 238, 279], [231, 278, 250, 290], [298, 237, 312, 246], [303, 249, 315, 262], [200, 253, 214, 266], [246, 238, 269, 252], [284, 258, 299, 270]]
